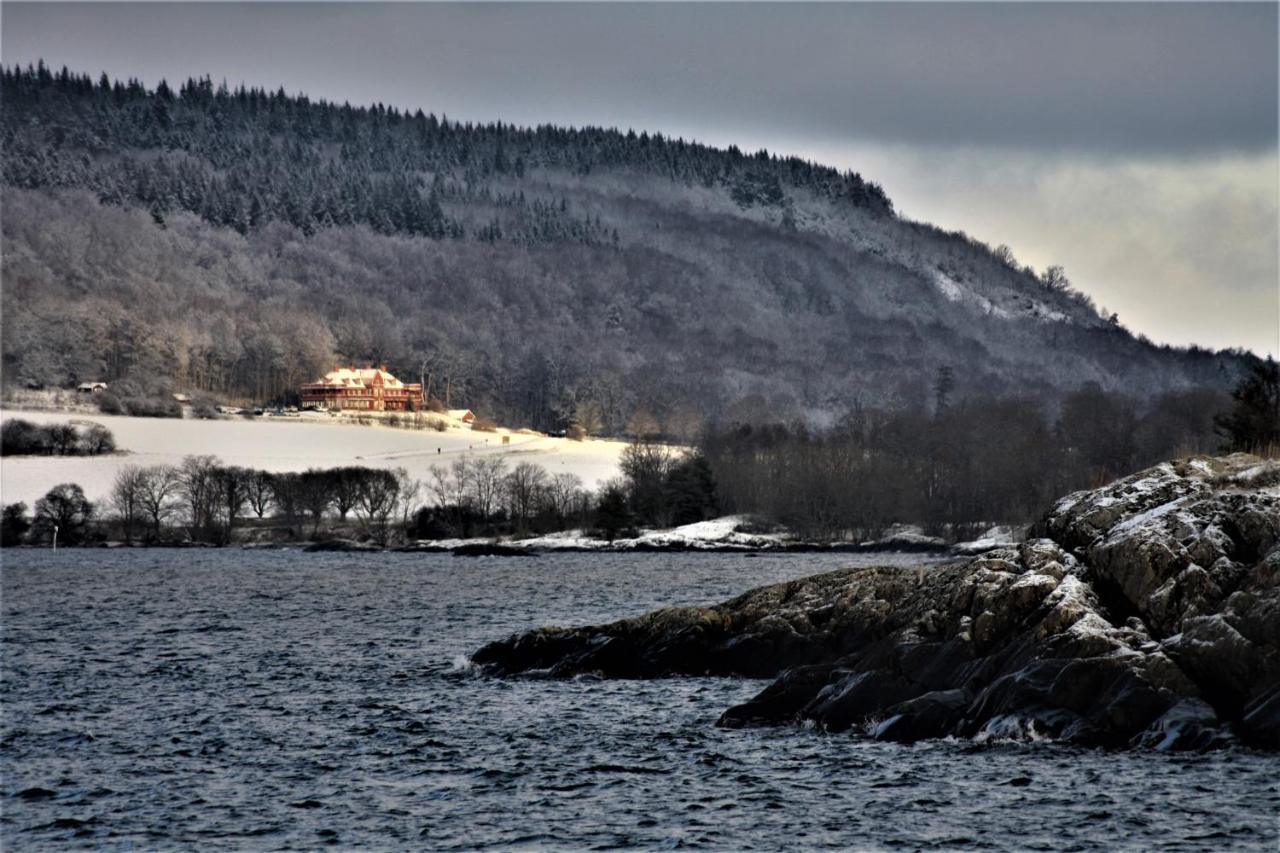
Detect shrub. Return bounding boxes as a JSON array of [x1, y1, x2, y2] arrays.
[[566, 424, 587, 441], [472, 416, 498, 432], [123, 396, 182, 418], [1, 419, 47, 455], [594, 482, 632, 541], [95, 393, 125, 415], [430, 417, 448, 432], [386, 414, 402, 428], [0, 420, 117, 456], [190, 401, 218, 419], [80, 423, 116, 455], [1, 502, 30, 546], [46, 423, 79, 455]]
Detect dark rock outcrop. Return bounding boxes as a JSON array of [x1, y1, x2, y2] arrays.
[[303, 539, 381, 553], [474, 455, 1280, 749], [451, 543, 536, 557]]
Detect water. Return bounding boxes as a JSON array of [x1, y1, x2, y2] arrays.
[[2, 550, 1276, 850]]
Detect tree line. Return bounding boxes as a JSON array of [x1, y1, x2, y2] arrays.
[[699, 367, 1278, 541], [0, 459, 420, 548], [0, 418, 116, 456], [0, 444, 722, 548], [1, 61, 891, 245], [412, 444, 718, 541]]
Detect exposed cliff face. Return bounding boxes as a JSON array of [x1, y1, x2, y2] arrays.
[[473, 455, 1280, 749]]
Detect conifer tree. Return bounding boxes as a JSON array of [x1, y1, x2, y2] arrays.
[[1214, 358, 1280, 453]]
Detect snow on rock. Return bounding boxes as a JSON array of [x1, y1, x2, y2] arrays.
[[860, 523, 947, 549], [954, 525, 1025, 555], [1106, 495, 1192, 537], [476, 455, 1280, 750], [630, 516, 791, 550], [509, 530, 604, 551], [505, 517, 792, 551]]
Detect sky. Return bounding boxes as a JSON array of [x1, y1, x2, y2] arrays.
[[3, 2, 1278, 356]]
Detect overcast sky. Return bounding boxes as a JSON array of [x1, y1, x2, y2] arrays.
[[4, 2, 1277, 356]]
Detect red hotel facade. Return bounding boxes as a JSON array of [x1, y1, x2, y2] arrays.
[[300, 366, 424, 412]]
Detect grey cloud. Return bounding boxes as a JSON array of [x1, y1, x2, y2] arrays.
[[3, 2, 1276, 156]]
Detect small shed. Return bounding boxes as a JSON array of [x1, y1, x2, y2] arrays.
[[172, 393, 192, 404], [77, 382, 108, 394], [447, 409, 476, 425]]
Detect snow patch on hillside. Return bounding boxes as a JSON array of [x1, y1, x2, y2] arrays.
[[931, 270, 1072, 325], [932, 272, 1012, 319]]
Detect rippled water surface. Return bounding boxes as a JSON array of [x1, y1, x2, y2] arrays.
[[3, 550, 1277, 850]]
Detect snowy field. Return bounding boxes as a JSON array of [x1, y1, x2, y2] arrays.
[[0, 410, 631, 507]]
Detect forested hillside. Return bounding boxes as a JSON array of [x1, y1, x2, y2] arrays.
[[1, 62, 1252, 432]]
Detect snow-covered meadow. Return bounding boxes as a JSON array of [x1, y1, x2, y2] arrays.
[[0, 410, 631, 508]]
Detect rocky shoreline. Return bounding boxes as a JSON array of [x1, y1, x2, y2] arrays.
[[36, 519, 980, 555], [473, 455, 1280, 750]]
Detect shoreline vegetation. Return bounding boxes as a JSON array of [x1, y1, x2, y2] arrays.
[[0, 441, 715, 550], [0, 418, 117, 457], [2, 359, 1276, 552]]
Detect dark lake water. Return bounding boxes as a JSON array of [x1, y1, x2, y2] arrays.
[[2, 549, 1277, 850]]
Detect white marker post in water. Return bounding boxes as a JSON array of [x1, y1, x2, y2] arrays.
[[52, 524, 59, 552]]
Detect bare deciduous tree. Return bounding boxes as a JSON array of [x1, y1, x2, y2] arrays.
[[177, 455, 221, 540], [543, 472, 585, 522], [212, 466, 251, 544], [357, 468, 402, 546], [297, 469, 335, 538], [503, 462, 547, 531], [136, 464, 182, 541], [466, 456, 508, 519], [109, 465, 146, 544], [245, 470, 274, 519]]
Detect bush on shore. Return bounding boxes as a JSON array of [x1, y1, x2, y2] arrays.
[[116, 395, 182, 418], [0, 419, 116, 456]]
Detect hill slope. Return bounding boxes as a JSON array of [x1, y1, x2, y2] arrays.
[[0, 63, 1249, 432]]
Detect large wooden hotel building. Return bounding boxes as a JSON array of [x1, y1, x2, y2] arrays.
[[300, 366, 424, 412]]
